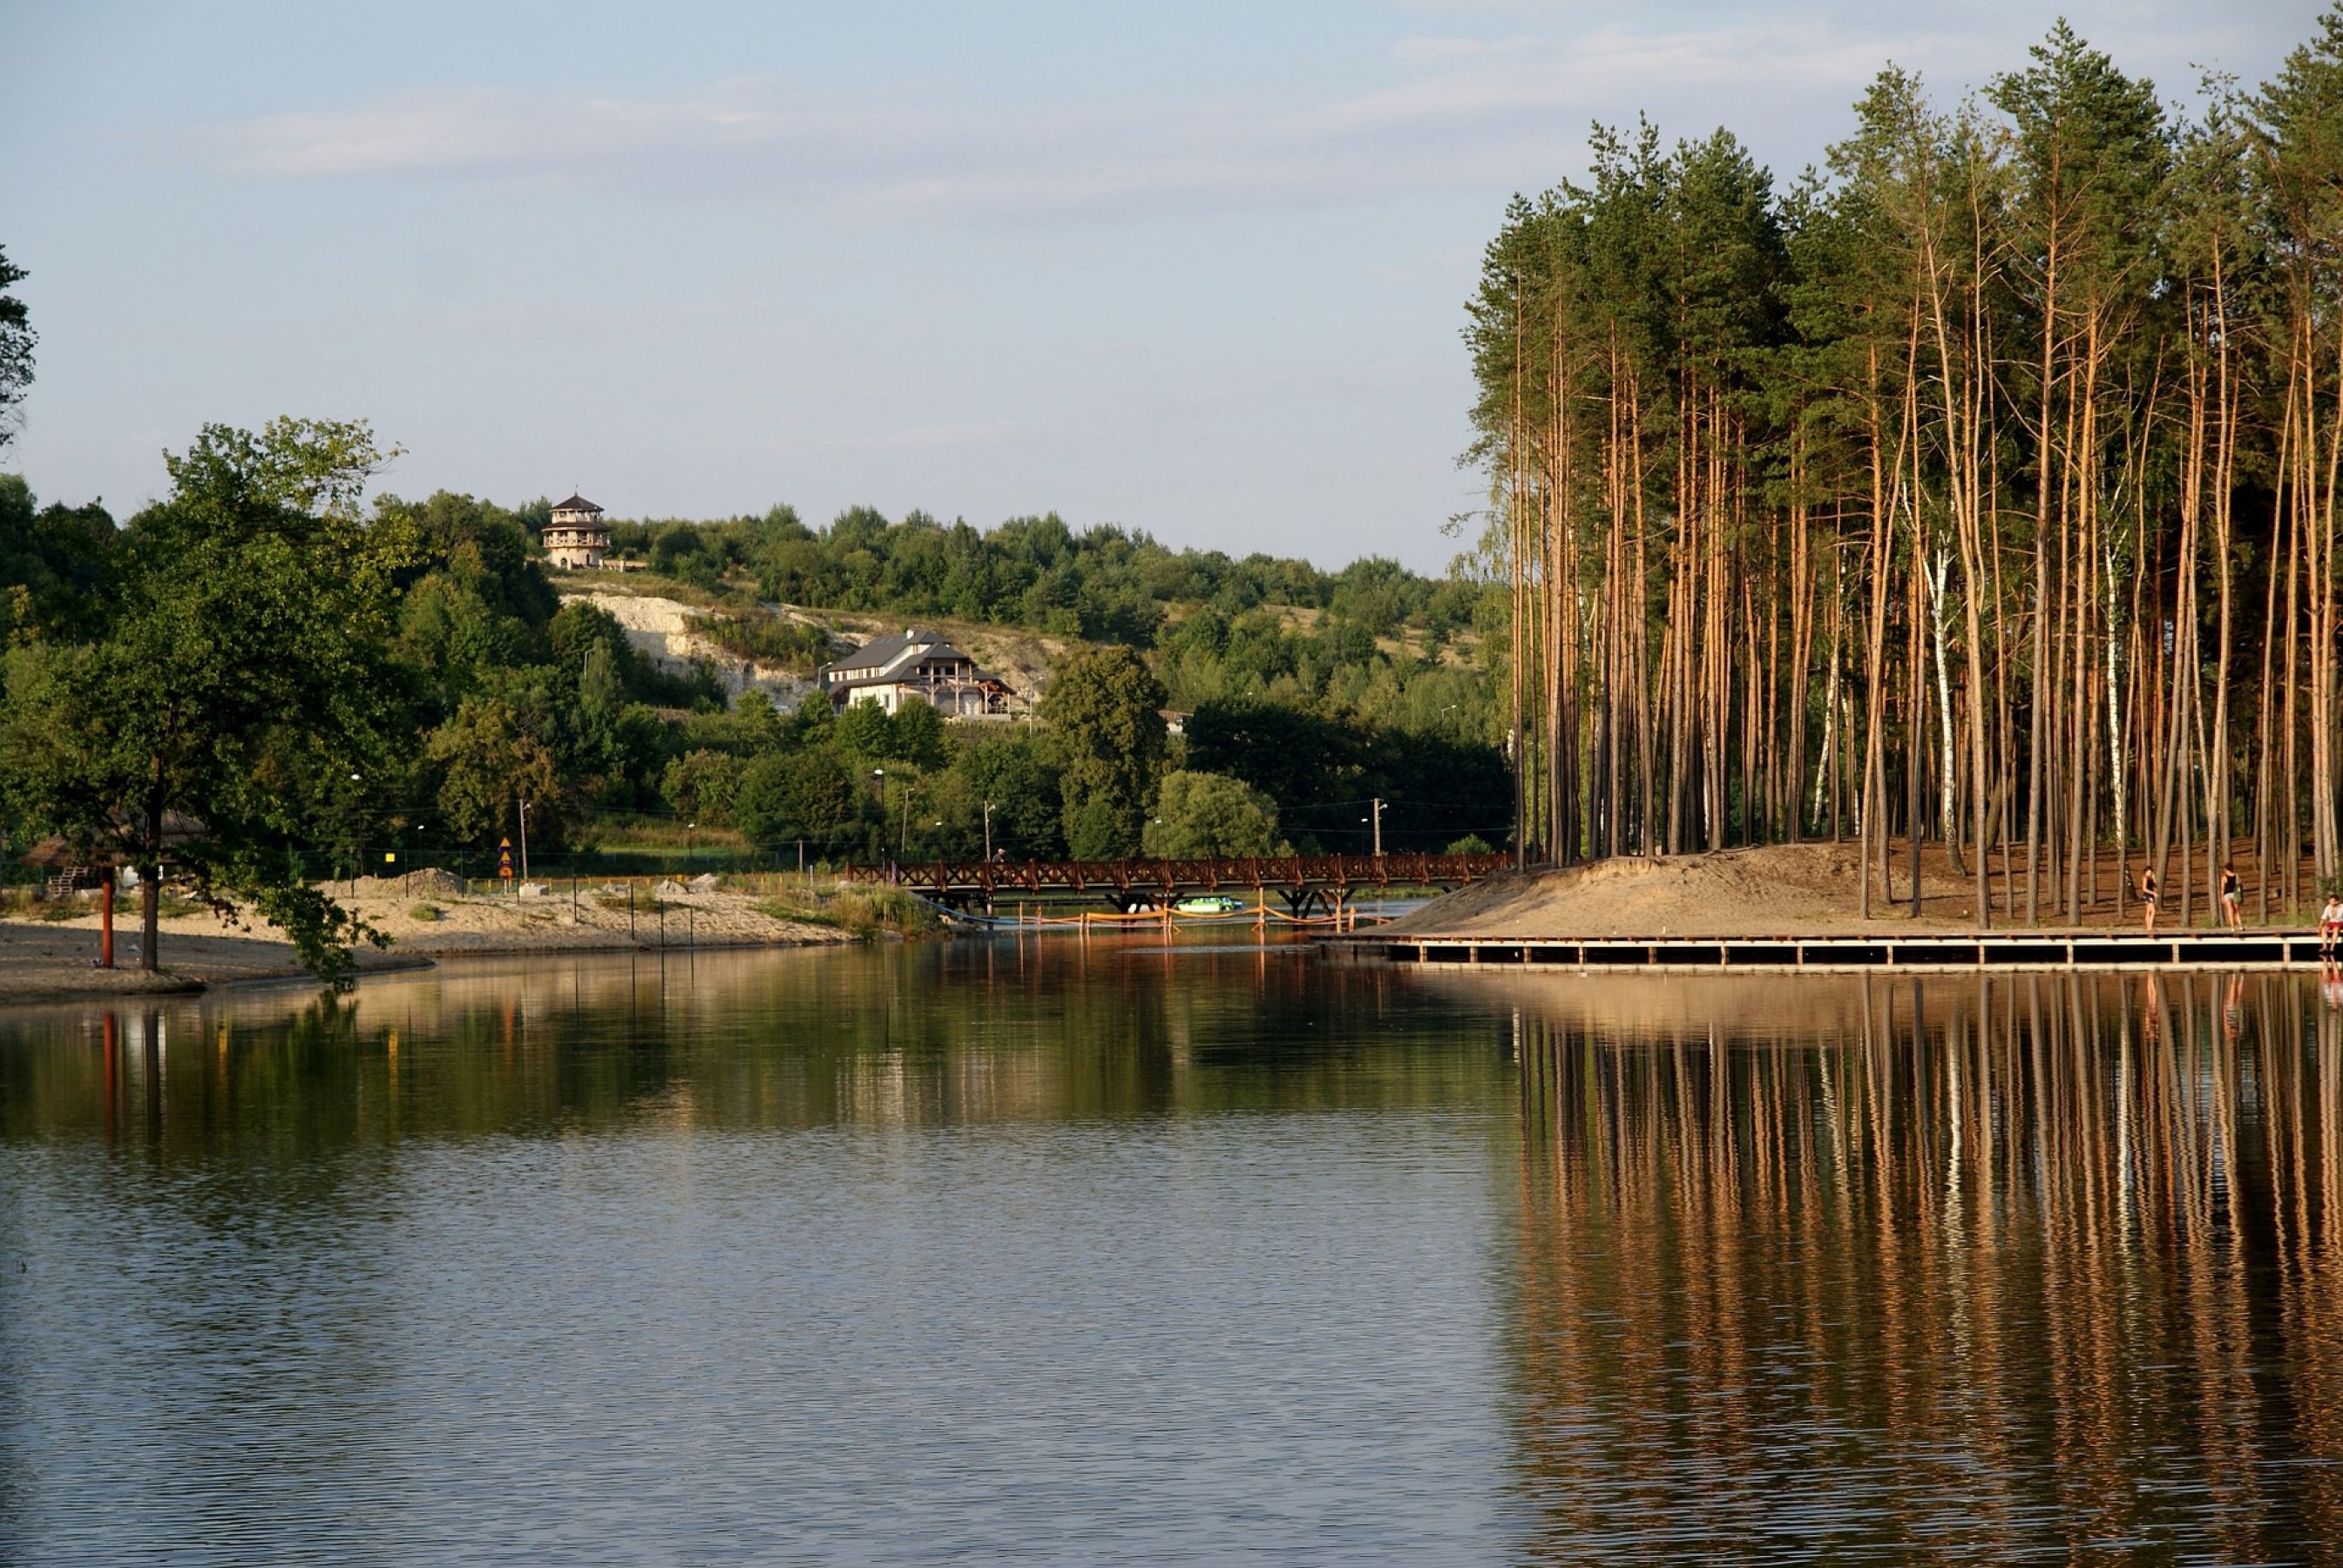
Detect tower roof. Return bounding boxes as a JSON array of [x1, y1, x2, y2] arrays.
[[551, 493, 604, 515]]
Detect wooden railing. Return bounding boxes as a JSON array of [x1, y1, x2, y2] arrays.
[[844, 852, 1512, 895]]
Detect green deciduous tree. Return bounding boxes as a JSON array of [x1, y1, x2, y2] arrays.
[[887, 700, 949, 771], [661, 748, 747, 827], [832, 696, 893, 760], [1045, 645, 1166, 856], [952, 732, 1064, 859], [1142, 770, 1283, 857], [0, 420, 410, 984], [736, 747, 868, 857], [425, 695, 565, 848]]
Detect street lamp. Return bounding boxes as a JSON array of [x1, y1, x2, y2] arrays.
[[346, 771, 363, 889]]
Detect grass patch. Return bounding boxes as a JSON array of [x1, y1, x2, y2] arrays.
[[409, 902, 443, 922], [758, 885, 939, 939]]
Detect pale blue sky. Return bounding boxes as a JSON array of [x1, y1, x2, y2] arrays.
[[0, 2, 2319, 571]]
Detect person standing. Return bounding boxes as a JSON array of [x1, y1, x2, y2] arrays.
[[2220, 863, 2245, 930], [2137, 867, 2158, 936]]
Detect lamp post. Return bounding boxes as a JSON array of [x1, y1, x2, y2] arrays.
[[982, 801, 994, 862]]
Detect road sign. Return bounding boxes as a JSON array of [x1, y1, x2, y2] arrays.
[[498, 836, 514, 880]]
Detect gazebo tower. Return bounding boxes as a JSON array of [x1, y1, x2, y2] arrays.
[[544, 492, 609, 569]]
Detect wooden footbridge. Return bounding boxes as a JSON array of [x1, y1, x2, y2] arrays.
[[1356, 929, 2342, 971], [846, 850, 1511, 915]]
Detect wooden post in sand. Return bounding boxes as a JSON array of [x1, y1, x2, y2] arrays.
[[98, 874, 115, 969]]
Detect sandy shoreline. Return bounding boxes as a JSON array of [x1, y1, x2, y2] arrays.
[[1382, 841, 2263, 940], [1, 878, 853, 1005]]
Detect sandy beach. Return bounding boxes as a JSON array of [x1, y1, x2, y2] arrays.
[[0, 874, 852, 1004], [1382, 841, 2164, 939]]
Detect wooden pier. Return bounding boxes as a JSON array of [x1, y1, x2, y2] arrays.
[[1350, 929, 2336, 971]]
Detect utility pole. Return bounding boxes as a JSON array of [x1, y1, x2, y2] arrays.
[[983, 801, 994, 861], [517, 795, 531, 883], [1371, 796, 1384, 857]]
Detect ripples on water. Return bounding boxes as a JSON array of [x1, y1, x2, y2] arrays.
[[2, 946, 2340, 1562]]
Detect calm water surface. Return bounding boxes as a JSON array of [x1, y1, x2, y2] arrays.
[[2, 942, 2340, 1562]]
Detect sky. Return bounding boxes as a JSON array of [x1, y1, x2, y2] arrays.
[[0, 2, 2324, 573]]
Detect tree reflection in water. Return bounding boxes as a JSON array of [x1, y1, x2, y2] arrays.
[[1500, 970, 2343, 1562]]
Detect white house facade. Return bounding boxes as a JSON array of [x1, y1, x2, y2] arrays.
[[817, 628, 1018, 718]]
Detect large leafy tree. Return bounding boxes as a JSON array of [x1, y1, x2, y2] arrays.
[[952, 732, 1063, 859], [0, 419, 409, 984], [425, 694, 565, 845], [1142, 771, 1282, 857], [736, 747, 868, 858], [1044, 645, 1166, 856]]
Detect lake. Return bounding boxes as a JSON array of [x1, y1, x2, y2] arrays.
[[3, 942, 2339, 1562]]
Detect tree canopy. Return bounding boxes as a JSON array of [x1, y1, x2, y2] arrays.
[[0, 420, 410, 982]]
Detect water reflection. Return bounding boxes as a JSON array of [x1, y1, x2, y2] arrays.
[[11, 955, 2343, 1561], [0, 942, 1507, 1152], [1490, 970, 2343, 1562], [0, 944, 1524, 1565]]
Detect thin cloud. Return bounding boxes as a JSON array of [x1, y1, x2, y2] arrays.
[[185, 17, 2195, 223]]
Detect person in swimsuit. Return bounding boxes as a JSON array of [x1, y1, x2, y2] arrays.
[[2221, 864, 2244, 930], [2138, 868, 2158, 936]]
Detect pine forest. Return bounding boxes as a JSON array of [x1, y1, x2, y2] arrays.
[[1466, 12, 2343, 924]]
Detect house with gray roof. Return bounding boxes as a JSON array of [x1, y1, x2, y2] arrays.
[[817, 627, 1019, 719]]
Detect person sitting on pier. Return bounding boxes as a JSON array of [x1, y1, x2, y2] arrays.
[[2136, 868, 2157, 936], [2321, 893, 2343, 960], [2220, 864, 2244, 931]]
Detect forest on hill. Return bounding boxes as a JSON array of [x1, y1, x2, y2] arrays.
[[1469, 10, 2343, 924], [0, 409, 1513, 978]]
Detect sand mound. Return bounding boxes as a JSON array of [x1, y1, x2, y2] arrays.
[[1389, 843, 1982, 938]]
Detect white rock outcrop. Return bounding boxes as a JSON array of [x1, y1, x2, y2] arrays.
[[560, 591, 823, 707]]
